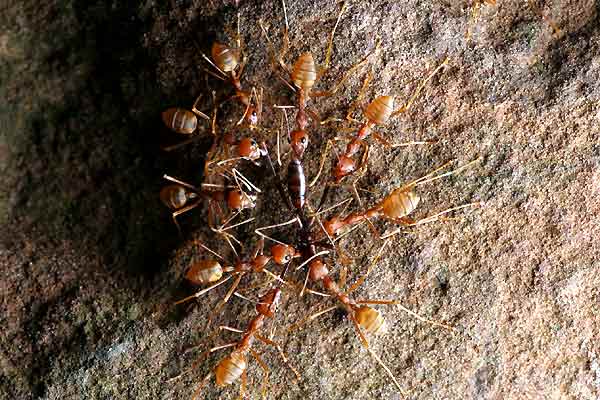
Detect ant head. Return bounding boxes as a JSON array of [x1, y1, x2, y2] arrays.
[[290, 129, 309, 158], [227, 190, 257, 210], [270, 244, 296, 265], [237, 137, 265, 161], [323, 216, 344, 237], [333, 155, 356, 182]]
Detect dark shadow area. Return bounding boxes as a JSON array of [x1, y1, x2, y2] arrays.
[[0, 1, 231, 398]]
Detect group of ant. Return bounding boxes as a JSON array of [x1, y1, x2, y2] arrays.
[[152, 0, 536, 398]]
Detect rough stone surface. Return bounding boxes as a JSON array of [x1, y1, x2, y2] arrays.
[[1, 0, 599, 399]]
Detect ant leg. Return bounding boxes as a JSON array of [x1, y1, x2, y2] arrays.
[[381, 202, 482, 240], [262, 269, 329, 298], [255, 334, 301, 383], [258, 19, 292, 80], [372, 132, 436, 149], [161, 135, 207, 152], [348, 314, 408, 395], [207, 274, 244, 326], [249, 348, 270, 399], [189, 238, 225, 260], [391, 57, 449, 117], [191, 94, 210, 120], [239, 368, 247, 400], [183, 325, 243, 356], [309, 137, 347, 187], [338, 264, 348, 288], [346, 70, 373, 122], [313, 38, 379, 97], [347, 238, 391, 293], [189, 373, 212, 400], [287, 304, 338, 332], [306, 107, 321, 126], [204, 67, 227, 81], [170, 199, 203, 233], [395, 157, 479, 193], [163, 174, 201, 192], [169, 340, 237, 385], [261, 142, 294, 212], [255, 217, 301, 245], [366, 347, 407, 396], [174, 276, 233, 305], [321, 1, 348, 74], [200, 51, 228, 79], [413, 156, 479, 188], [253, 236, 265, 257]]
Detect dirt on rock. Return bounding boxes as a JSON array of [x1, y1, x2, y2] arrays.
[[1, 0, 599, 399]]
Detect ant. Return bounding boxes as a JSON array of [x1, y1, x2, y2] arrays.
[[316, 59, 447, 185], [161, 174, 258, 235], [200, 11, 263, 131], [174, 237, 301, 312], [177, 286, 300, 399], [261, 0, 375, 160], [321, 159, 481, 239], [289, 234, 459, 396], [310, 59, 448, 208]]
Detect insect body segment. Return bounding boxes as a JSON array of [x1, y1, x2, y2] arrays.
[[160, 185, 198, 210]]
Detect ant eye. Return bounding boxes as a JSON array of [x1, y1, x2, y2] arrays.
[[251, 139, 257, 146], [301, 137, 307, 144], [284, 255, 291, 262]]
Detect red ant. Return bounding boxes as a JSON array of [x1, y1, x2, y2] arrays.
[[322, 159, 481, 239]]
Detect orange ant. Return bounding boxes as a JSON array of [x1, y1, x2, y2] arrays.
[[200, 12, 263, 130], [322, 159, 481, 239], [178, 286, 301, 399], [312, 58, 448, 194], [261, 0, 374, 159], [174, 237, 301, 311], [161, 174, 258, 234], [287, 235, 460, 396]]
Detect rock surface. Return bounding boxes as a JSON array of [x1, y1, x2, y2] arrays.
[[1, 0, 599, 399]]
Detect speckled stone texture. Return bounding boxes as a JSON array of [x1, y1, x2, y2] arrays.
[[1, 0, 599, 399]]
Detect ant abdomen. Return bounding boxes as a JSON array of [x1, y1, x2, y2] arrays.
[[355, 306, 385, 334], [160, 185, 196, 210], [365, 95, 395, 125], [185, 260, 224, 284], [161, 108, 198, 135], [211, 42, 240, 72], [291, 52, 317, 91], [287, 158, 306, 209], [380, 187, 420, 220], [215, 352, 247, 386]]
